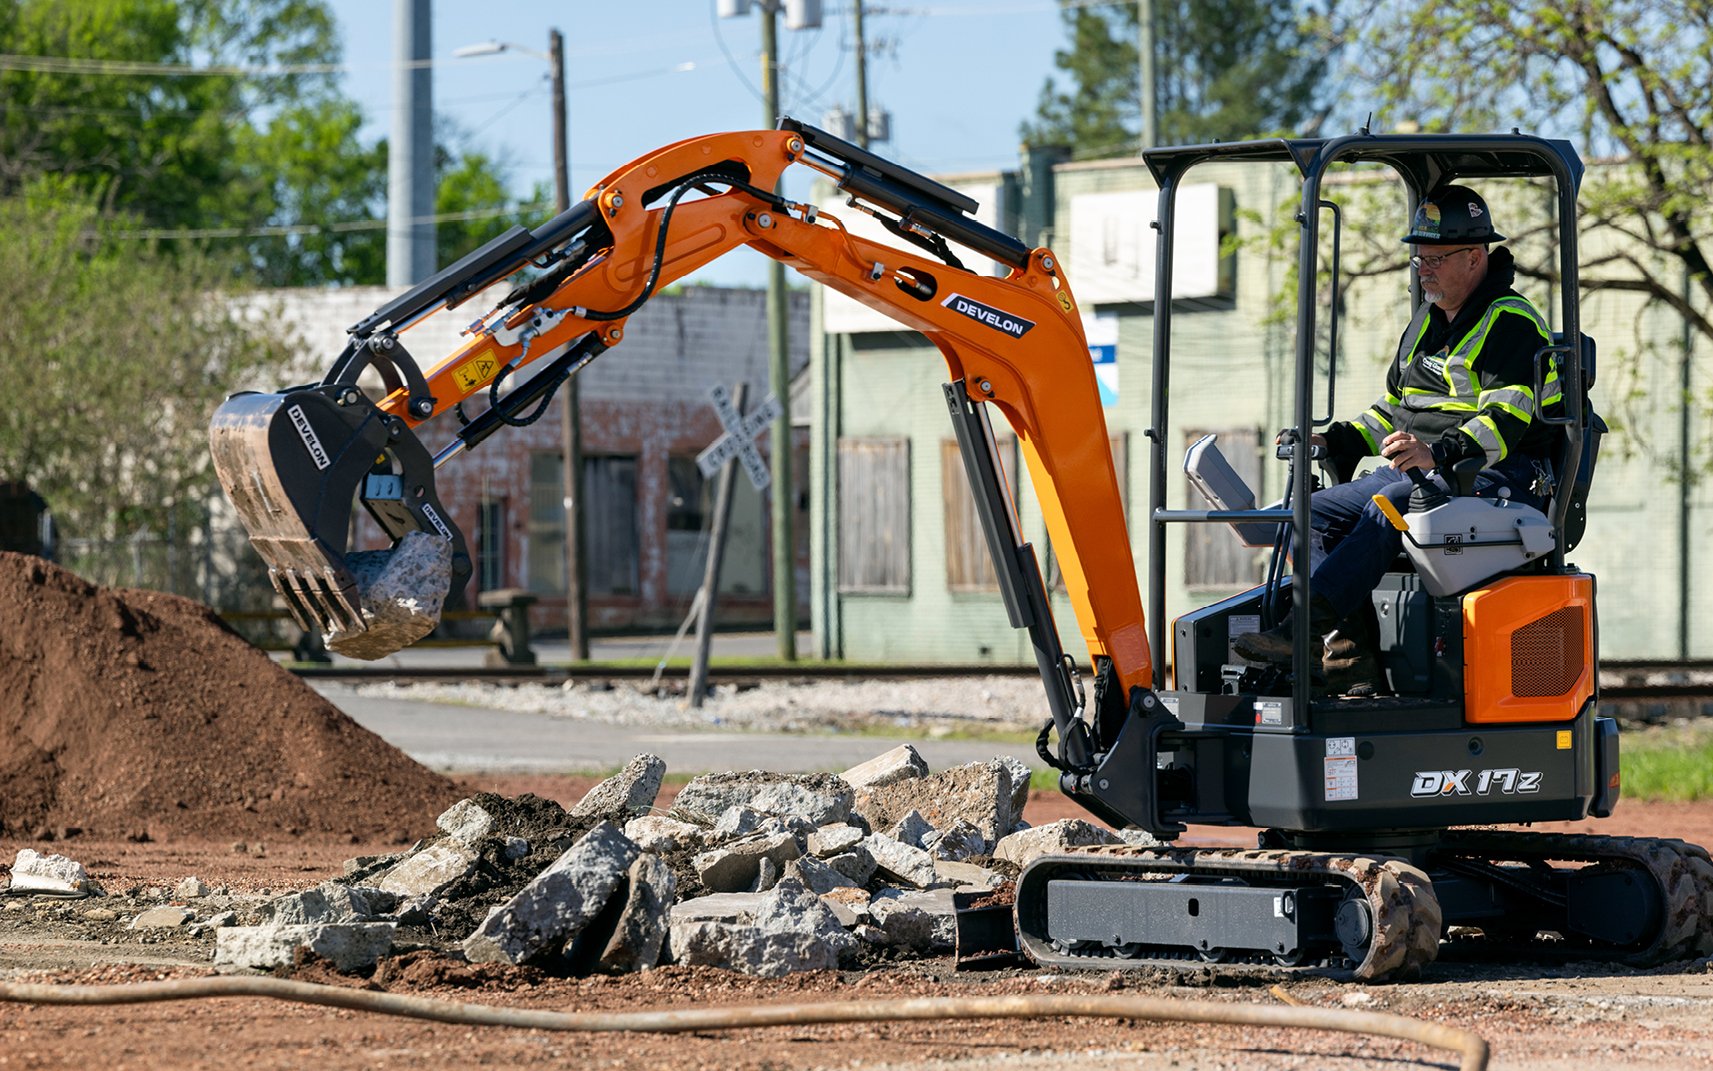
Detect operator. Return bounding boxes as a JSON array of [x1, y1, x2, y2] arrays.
[[1233, 185, 1561, 691]]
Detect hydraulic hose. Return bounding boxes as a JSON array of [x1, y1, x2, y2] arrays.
[[0, 978, 1488, 1071]]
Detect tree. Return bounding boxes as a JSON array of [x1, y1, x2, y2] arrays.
[[1021, 0, 1334, 157], [0, 187, 291, 548]]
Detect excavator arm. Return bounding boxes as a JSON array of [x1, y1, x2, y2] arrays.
[[210, 120, 1151, 712]]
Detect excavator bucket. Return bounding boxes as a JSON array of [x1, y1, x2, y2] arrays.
[[209, 384, 470, 659]]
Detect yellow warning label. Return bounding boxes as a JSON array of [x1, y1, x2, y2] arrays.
[[453, 351, 499, 394], [1057, 290, 1074, 313], [1556, 730, 1573, 750]]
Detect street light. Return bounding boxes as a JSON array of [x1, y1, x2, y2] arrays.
[[454, 32, 584, 660], [718, 0, 820, 662]]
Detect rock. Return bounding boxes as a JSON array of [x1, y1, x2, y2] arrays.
[[325, 531, 452, 660], [668, 877, 857, 977], [670, 893, 768, 926], [806, 824, 864, 858], [81, 908, 119, 923], [992, 819, 1119, 869], [597, 853, 677, 973], [712, 806, 765, 842], [623, 816, 704, 855], [853, 759, 1028, 846], [693, 832, 801, 894], [193, 910, 238, 933], [9, 849, 100, 896], [264, 883, 394, 926], [374, 843, 478, 899], [129, 906, 195, 930], [934, 860, 1005, 890], [995, 756, 1033, 832], [839, 744, 929, 791], [215, 923, 397, 972], [570, 754, 666, 823], [1117, 828, 1166, 848], [782, 855, 860, 895], [888, 810, 936, 850], [922, 819, 988, 861], [867, 889, 958, 952], [865, 835, 939, 889], [504, 837, 531, 859], [674, 771, 853, 826], [824, 847, 877, 886], [751, 856, 783, 893], [435, 799, 495, 845], [173, 877, 210, 900], [462, 822, 639, 966]]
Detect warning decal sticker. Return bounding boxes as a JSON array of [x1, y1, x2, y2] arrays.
[[453, 351, 499, 394]]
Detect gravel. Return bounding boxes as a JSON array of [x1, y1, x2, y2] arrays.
[[352, 677, 1049, 734]]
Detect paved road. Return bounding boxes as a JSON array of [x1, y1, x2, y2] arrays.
[[314, 682, 1023, 776]]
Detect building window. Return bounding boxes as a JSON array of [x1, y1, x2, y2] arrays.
[[584, 455, 640, 596], [837, 437, 910, 593], [667, 457, 707, 532], [526, 452, 564, 594], [942, 436, 1018, 593], [1184, 427, 1264, 589], [477, 500, 505, 592], [525, 452, 641, 597]]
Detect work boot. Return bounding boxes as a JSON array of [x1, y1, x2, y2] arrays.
[[1322, 610, 1389, 697], [1232, 597, 1339, 665]]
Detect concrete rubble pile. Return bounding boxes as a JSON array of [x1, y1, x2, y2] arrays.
[[5, 746, 1153, 978]]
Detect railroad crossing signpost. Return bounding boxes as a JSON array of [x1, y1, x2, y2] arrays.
[[688, 383, 780, 707]]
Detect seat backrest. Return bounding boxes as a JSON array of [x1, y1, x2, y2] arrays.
[[1552, 333, 1600, 553]]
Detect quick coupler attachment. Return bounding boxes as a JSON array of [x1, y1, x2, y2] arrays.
[[209, 385, 471, 659]]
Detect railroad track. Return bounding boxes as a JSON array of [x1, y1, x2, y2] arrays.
[[291, 659, 1713, 702]]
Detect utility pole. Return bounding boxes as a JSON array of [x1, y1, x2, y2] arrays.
[[1138, 0, 1156, 151], [853, 0, 868, 148], [761, 5, 797, 661], [388, 0, 434, 285], [549, 29, 590, 662]]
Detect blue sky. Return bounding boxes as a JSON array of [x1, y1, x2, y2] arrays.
[[327, 1, 1072, 286]]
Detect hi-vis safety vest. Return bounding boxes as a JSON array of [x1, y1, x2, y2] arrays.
[[1351, 295, 1560, 467]]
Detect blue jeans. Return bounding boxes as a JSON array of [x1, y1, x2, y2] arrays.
[[1306, 457, 1547, 621]]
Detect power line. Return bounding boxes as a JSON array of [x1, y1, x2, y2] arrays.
[[0, 53, 455, 77], [109, 202, 549, 241]]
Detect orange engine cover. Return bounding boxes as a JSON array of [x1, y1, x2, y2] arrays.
[[1462, 574, 1595, 723]]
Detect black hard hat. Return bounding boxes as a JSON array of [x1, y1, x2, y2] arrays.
[[1401, 184, 1505, 244]]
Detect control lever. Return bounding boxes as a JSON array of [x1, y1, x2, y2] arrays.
[[1450, 455, 1483, 497]]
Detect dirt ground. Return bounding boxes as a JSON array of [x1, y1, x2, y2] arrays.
[[4, 776, 1713, 1071]]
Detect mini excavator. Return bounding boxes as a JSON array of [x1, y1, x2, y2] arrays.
[[211, 120, 1713, 980]]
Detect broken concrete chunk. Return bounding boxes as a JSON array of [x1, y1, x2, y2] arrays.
[[839, 744, 929, 791], [752, 856, 783, 893], [824, 847, 877, 886], [668, 877, 856, 977], [570, 754, 666, 823], [934, 860, 1005, 890], [215, 923, 397, 972], [865, 835, 939, 889], [670, 892, 767, 927], [888, 810, 936, 850], [995, 756, 1033, 833], [374, 843, 478, 899], [923, 819, 988, 861], [623, 816, 705, 855], [264, 882, 394, 926], [853, 759, 1022, 846], [693, 831, 801, 894], [435, 799, 495, 845], [597, 853, 677, 973], [674, 771, 853, 826], [783, 855, 859, 896], [866, 889, 958, 952], [173, 877, 210, 900], [713, 805, 765, 841], [325, 531, 452, 660], [806, 823, 864, 858], [462, 822, 639, 966], [9, 849, 100, 897], [129, 906, 195, 930], [993, 818, 1119, 869]]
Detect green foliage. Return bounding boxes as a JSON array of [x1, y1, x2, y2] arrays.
[[1618, 723, 1713, 802], [0, 188, 292, 541], [0, 0, 531, 285], [1022, 0, 1333, 157]]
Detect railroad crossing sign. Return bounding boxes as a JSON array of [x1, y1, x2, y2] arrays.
[[695, 384, 782, 491]]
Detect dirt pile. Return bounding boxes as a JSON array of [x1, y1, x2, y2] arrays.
[[0, 552, 457, 842]]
